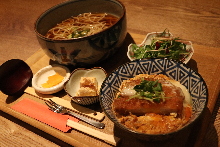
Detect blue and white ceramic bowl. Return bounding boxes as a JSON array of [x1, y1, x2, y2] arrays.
[[35, 0, 127, 66], [100, 58, 208, 141]]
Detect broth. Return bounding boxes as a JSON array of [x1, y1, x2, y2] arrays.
[[45, 13, 119, 40]]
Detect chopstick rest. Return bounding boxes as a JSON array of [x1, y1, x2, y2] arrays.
[[10, 98, 78, 132]]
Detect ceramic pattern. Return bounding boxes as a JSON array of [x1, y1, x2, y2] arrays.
[[100, 58, 208, 123]]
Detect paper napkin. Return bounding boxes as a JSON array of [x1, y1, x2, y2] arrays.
[[11, 98, 79, 132]]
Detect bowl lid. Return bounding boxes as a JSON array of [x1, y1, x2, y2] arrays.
[[0, 59, 33, 96]]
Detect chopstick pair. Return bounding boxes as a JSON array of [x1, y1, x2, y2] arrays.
[[24, 87, 120, 146], [67, 120, 120, 146]]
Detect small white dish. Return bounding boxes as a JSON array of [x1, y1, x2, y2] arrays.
[[64, 67, 107, 105], [127, 31, 194, 64], [32, 64, 70, 94]]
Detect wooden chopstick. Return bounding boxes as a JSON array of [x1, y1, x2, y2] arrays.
[[67, 119, 120, 146], [25, 87, 105, 121]]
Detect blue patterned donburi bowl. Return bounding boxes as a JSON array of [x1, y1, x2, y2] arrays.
[[99, 58, 208, 141]]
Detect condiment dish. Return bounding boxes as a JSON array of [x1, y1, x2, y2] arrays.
[[32, 64, 70, 94], [64, 67, 107, 105]]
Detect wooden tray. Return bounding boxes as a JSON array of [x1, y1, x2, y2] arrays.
[[0, 33, 220, 147]]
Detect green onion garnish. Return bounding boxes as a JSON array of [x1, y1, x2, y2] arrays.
[[127, 79, 169, 103]]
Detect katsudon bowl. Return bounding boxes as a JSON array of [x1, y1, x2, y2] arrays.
[[99, 58, 208, 141], [34, 0, 127, 66]]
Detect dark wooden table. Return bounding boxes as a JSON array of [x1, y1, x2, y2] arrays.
[[1, 0, 220, 146]]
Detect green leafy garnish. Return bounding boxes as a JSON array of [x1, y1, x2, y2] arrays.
[[130, 29, 191, 62], [68, 27, 90, 39], [127, 79, 168, 103]]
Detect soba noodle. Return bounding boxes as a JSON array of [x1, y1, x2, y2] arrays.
[[45, 13, 119, 40]]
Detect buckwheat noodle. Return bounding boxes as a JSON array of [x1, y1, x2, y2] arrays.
[[45, 13, 118, 40]]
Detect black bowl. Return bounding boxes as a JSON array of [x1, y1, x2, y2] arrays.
[[34, 0, 127, 66]]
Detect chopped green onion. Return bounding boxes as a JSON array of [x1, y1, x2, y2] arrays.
[[127, 79, 169, 103], [71, 27, 90, 38]]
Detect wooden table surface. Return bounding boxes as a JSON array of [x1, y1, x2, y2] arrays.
[[1, 0, 220, 147]]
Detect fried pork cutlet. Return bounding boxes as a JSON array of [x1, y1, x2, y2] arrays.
[[113, 74, 185, 116], [112, 74, 192, 134]]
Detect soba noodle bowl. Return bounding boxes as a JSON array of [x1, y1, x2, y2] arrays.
[[45, 13, 119, 40]]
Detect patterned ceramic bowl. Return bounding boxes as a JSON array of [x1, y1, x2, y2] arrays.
[[127, 32, 194, 64], [64, 67, 107, 105], [34, 0, 127, 66], [100, 58, 208, 141]]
